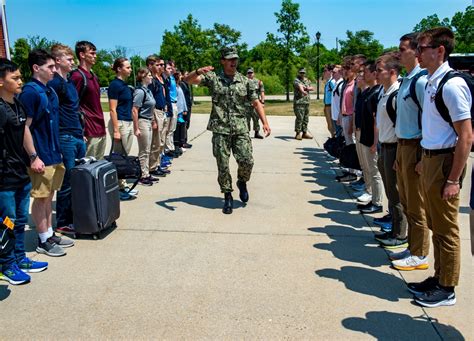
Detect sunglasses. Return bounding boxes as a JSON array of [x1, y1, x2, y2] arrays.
[[417, 45, 438, 53]]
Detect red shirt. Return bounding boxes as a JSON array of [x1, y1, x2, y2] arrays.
[[70, 66, 106, 137], [341, 80, 355, 116]]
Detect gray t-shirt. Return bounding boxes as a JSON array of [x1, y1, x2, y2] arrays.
[[133, 85, 156, 120]]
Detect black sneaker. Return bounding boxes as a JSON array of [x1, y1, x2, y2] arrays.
[[183, 143, 193, 149], [375, 232, 391, 241], [138, 177, 154, 186], [36, 238, 66, 257], [150, 169, 166, 177], [147, 175, 160, 182], [374, 214, 392, 224], [407, 276, 439, 295], [337, 173, 357, 182], [414, 286, 456, 307]]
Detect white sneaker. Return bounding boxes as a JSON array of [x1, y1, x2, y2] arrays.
[[357, 192, 372, 202], [353, 190, 365, 197], [392, 255, 429, 271]]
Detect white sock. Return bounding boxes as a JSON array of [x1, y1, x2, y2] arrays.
[[48, 227, 54, 238], [39, 231, 50, 243]]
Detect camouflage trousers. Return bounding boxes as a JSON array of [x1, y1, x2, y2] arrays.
[[212, 133, 254, 193], [246, 107, 260, 132], [294, 103, 309, 133]]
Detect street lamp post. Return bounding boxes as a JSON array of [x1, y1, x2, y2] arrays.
[[316, 31, 321, 100]]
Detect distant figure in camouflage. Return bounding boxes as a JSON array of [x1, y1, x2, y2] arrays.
[[293, 68, 314, 140], [246, 68, 265, 139], [185, 47, 271, 214]]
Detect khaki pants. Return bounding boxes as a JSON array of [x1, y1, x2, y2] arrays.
[[108, 120, 134, 188], [149, 109, 166, 172], [137, 118, 153, 177], [324, 105, 335, 137], [355, 130, 371, 194], [341, 115, 354, 145], [358, 143, 383, 206], [422, 152, 465, 286], [396, 140, 430, 257], [86, 136, 107, 160], [165, 103, 178, 152]]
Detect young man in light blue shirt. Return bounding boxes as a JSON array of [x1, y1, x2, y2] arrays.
[[323, 65, 336, 137]]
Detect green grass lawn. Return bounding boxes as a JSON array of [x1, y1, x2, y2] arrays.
[[101, 99, 325, 116]]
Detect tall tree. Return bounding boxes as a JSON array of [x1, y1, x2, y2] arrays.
[[413, 14, 451, 32], [338, 30, 384, 61], [450, 6, 473, 53], [273, 0, 309, 101], [11, 38, 31, 81]]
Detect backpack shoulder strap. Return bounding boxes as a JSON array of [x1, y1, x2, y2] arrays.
[[69, 68, 88, 100], [23, 82, 50, 130], [386, 89, 399, 127], [434, 70, 457, 126], [409, 69, 428, 129]]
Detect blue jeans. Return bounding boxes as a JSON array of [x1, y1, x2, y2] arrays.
[[0, 182, 32, 269], [56, 134, 86, 227]]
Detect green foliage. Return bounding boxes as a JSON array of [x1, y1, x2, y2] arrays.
[[451, 6, 474, 53], [12, 38, 31, 81], [92, 49, 115, 87], [338, 30, 384, 60], [258, 74, 285, 95], [413, 14, 451, 32], [273, 0, 309, 101], [191, 85, 209, 96]]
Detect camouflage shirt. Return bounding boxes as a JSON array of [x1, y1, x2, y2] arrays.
[[293, 77, 311, 105], [201, 71, 258, 135], [245, 78, 264, 109]]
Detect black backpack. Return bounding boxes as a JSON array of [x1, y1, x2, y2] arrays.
[[434, 70, 474, 128], [404, 69, 428, 129], [385, 88, 399, 127], [69, 68, 88, 100]]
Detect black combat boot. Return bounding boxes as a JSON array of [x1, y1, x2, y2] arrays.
[[236, 180, 249, 203], [254, 131, 264, 139], [223, 192, 233, 214]]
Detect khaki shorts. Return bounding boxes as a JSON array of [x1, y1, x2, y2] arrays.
[[28, 163, 65, 198]]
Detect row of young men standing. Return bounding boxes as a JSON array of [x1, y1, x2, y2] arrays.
[[323, 27, 472, 307]]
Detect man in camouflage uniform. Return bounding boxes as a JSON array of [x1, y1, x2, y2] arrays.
[[185, 47, 271, 214], [293, 68, 314, 140], [246, 68, 265, 139]]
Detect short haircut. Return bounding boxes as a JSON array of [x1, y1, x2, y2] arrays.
[[0, 58, 19, 78], [418, 27, 455, 61], [50, 43, 75, 60], [324, 64, 335, 72], [146, 55, 158, 66], [364, 60, 377, 73], [166, 59, 175, 66], [28, 49, 54, 73], [376, 52, 402, 75], [75, 41, 97, 59], [112, 57, 128, 72], [136, 67, 150, 83], [400, 32, 419, 50], [353, 54, 367, 63]]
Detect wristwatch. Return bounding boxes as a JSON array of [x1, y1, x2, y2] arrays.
[[29, 152, 38, 162], [446, 179, 460, 185]]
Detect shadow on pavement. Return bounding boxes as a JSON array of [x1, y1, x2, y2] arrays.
[[274, 135, 297, 142], [342, 311, 465, 340], [156, 196, 245, 211], [0, 284, 11, 301], [315, 266, 411, 302]]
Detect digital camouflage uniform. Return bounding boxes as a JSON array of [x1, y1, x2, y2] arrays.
[[245, 78, 264, 132], [201, 70, 258, 193], [293, 77, 311, 133]]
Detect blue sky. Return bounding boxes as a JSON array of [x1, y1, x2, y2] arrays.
[[6, 0, 472, 57]]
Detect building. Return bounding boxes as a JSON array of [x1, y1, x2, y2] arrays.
[[0, 0, 10, 59]]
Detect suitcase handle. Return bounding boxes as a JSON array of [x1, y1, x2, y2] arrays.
[[75, 157, 98, 165]]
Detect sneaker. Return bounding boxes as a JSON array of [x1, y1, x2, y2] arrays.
[[373, 214, 392, 224], [122, 188, 138, 196], [138, 177, 154, 186], [377, 221, 393, 232], [392, 255, 429, 271], [183, 143, 193, 148], [150, 169, 167, 177], [357, 193, 372, 202], [380, 238, 408, 249], [353, 190, 366, 197], [0, 263, 31, 285], [49, 233, 75, 248], [56, 224, 75, 234], [360, 203, 383, 214], [375, 232, 392, 242], [18, 257, 48, 273], [388, 248, 411, 261], [350, 178, 365, 187], [351, 183, 366, 192], [407, 276, 439, 295], [120, 191, 133, 201], [36, 238, 66, 257], [337, 173, 357, 182], [414, 286, 456, 307], [147, 175, 160, 182]]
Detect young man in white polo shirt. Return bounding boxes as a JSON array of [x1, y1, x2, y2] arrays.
[[408, 27, 472, 308], [330, 65, 343, 137], [390, 33, 430, 270]]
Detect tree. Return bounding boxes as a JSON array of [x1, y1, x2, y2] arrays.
[[92, 49, 115, 87], [273, 0, 309, 101], [12, 38, 31, 81], [413, 14, 451, 32], [451, 6, 474, 53], [338, 30, 384, 61], [209, 23, 247, 66]]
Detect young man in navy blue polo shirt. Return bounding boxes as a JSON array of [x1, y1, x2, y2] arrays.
[[49, 44, 85, 238], [0, 58, 48, 285], [19, 49, 68, 257]]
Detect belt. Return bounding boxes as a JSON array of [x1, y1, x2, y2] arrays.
[[381, 142, 398, 148], [171, 101, 177, 104], [422, 147, 455, 157], [342, 114, 352, 117], [398, 138, 421, 146], [324, 104, 331, 107], [155, 107, 165, 111]]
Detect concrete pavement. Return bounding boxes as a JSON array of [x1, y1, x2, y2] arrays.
[[0, 115, 472, 339]]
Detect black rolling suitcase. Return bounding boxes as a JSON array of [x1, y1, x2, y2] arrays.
[[71, 159, 120, 239]]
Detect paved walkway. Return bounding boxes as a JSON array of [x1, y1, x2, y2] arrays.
[[0, 115, 472, 339]]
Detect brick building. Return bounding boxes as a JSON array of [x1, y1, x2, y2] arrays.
[[0, 0, 10, 59]]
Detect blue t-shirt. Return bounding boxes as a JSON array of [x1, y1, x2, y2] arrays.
[[19, 79, 62, 166], [168, 75, 177, 103], [48, 73, 83, 138], [148, 76, 167, 110], [108, 78, 133, 121], [324, 78, 336, 105]]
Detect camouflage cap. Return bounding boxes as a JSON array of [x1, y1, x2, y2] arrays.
[[247, 68, 254, 73], [298, 68, 306, 73], [221, 47, 239, 60]]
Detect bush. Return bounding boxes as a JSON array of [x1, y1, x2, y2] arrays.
[[258, 74, 285, 95], [192, 85, 209, 96]]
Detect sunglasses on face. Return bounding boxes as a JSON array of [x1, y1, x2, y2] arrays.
[[417, 45, 438, 53]]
